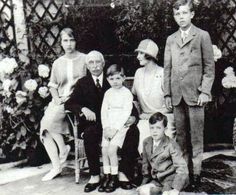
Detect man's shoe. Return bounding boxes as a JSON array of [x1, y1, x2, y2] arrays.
[[119, 181, 133, 190], [84, 182, 100, 193], [98, 174, 110, 192], [105, 175, 119, 193]]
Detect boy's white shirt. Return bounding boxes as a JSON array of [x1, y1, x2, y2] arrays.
[[101, 86, 133, 130]]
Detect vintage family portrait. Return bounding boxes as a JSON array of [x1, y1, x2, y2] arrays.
[[0, 0, 236, 194]]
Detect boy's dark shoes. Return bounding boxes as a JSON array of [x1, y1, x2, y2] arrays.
[[105, 175, 119, 193], [119, 181, 133, 190], [187, 174, 201, 192], [98, 174, 110, 192], [192, 174, 201, 189], [84, 182, 100, 193]]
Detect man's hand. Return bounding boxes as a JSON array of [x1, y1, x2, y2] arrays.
[[81, 107, 96, 121], [124, 116, 135, 127], [197, 93, 210, 106], [165, 96, 173, 111]]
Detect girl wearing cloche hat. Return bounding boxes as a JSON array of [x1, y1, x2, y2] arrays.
[[132, 39, 176, 154]]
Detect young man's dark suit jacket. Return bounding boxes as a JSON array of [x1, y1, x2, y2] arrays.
[[65, 73, 140, 179]]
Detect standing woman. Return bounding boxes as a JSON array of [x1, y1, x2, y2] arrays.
[[40, 28, 87, 181], [132, 39, 176, 154]]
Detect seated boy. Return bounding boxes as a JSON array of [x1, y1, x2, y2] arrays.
[[137, 112, 188, 195]]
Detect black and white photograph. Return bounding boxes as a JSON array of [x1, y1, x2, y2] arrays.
[[0, 0, 236, 194]]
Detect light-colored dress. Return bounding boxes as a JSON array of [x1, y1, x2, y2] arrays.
[[40, 52, 86, 135], [132, 66, 175, 154], [101, 86, 133, 148]]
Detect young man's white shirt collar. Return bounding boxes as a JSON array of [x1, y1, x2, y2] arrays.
[[180, 24, 192, 40], [153, 139, 161, 151], [92, 72, 103, 87]]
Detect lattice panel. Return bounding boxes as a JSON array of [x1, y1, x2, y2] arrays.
[[0, 0, 17, 54], [217, 0, 236, 63], [24, 0, 64, 64]]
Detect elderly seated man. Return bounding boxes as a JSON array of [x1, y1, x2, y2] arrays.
[[65, 50, 140, 193]]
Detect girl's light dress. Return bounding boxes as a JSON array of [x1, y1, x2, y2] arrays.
[[40, 52, 86, 135]]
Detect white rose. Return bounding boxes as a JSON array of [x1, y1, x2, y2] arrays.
[[110, 2, 115, 8], [24, 79, 38, 91], [5, 106, 14, 114], [224, 67, 235, 76], [15, 90, 27, 104], [2, 79, 12, 92], [38, 86, 49, 98], [222, 75, 236, 88], [1, 57, 18, 74], [38, 64, 50, 78], [212, 45, 222, 62]]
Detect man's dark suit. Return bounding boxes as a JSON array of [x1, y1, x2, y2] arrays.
[[65, 73, 140, 179]]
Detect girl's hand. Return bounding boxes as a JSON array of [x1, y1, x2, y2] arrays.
[[54, 97, 63, 105]]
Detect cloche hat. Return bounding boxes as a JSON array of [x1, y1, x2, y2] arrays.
[[135, 39, 159, 59]]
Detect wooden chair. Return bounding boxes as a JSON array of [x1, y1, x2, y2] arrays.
[[65, 76, 135, 183], [65, 111, 87, 183]]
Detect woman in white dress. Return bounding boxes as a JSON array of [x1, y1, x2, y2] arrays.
[[132, 39, 176, 154], [40, 28, 87, 181]]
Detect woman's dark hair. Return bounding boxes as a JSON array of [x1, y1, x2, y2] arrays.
[[173, 0, 194, 12], [144, 54, 158, 64], [106, 64, 125, 77], [149, 112, 168, 128]]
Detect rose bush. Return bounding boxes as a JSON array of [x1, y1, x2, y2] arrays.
[[0, 55, 51, 162]]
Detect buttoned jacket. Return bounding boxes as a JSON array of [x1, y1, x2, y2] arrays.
[[142, 135, 188, 191], [164, 25, 215, 106]]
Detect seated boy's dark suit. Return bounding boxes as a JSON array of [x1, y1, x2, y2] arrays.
[[65, 73, 140, 179], [142, 135, 188, 192]]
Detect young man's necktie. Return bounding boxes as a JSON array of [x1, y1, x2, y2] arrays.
[[182, 32, 188, 43]]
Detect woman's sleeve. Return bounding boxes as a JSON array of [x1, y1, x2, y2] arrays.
[[132, 70, 138, 95], [48, 61, 59, 89]]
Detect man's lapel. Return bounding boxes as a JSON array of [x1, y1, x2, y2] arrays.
[[175, 30, 183, 48], [182, 25, 197, 47], [175, 25, 197, 48]]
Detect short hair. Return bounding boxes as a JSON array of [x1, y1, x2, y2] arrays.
[[149, 112, 168, 128], [144, 54, 158, 64], [86, 50, 105, 65], [60, 27, 76, 39], [172, 0, 194, 12], [106, 64, 125, 77]]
